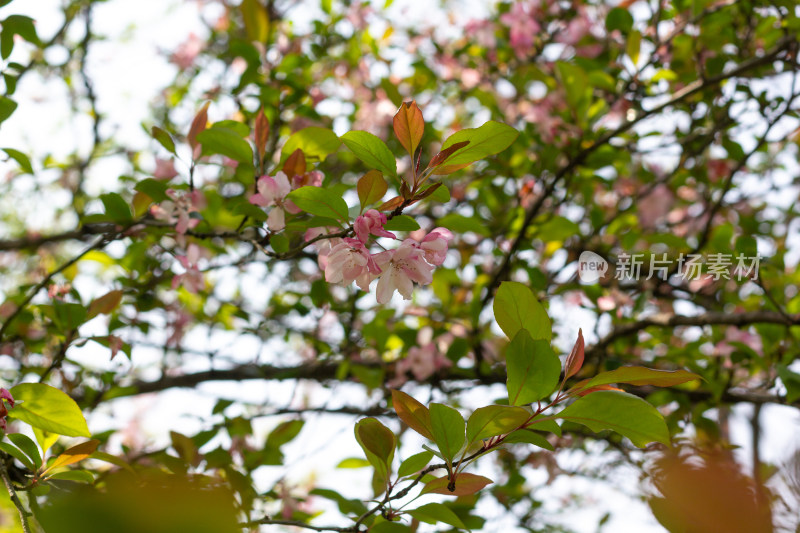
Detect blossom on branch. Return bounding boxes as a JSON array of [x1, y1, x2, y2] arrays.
[[353, 209, 396, 244], [249, 172, 301, 231], [325, 238, 381, 291], [373, 240, 435, 304]]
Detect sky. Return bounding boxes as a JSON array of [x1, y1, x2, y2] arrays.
[[1, 1, 799, 532]]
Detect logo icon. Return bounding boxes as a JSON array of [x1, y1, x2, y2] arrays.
[[578, 251, 608, 283]]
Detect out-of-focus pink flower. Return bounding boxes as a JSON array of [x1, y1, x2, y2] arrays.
[[0, 387, 14, 432], [325, 238, 381, 291], [391, 329, 453, 386], [172, 244, 205, 293], [305, 227, 342, 270], [416, 227, 453, 266], [151, 189, 205, 237], [638, 184, 674, 229], [373, 240, 434, 304], [500, 1, 541, 58], [291, 170, 324, 189], [354, 209, 396, 244], [716, 326, 763, 357], [249, 172, 301, 231], [169, 33, 203, 70], [153, 158, 178, 180], [166, 308, 192, 347], [47, 283, 71, 300]]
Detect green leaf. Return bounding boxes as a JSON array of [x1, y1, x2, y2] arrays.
[[357, 170, 388, 210], [436, 213, 490, 236], [493, 281, 551, 340], [370, 523, 410, 533], [421, 473, 492, 496], [151, 126, 177, 155], [391, 390, 434, 440], [527, 416, 562, 436], [397, 451, 433, 478], [2, 148, 33, 174], [100, 193, 133, 224], [32, 427, 59, 454], [270, 233, 289, 254], [777, 365, 800, 403], [575, 367, 702, 392], [354, 417, 395, 479], [7, 433, 41, 470], [433, 121, 518, 174], [407, 502, 465, 529], [1, 15, 38, 59], [556, 61, 589, 110], [134, 178, 169, 202], [383, 215, 419, 231], [466, 405, 529, 445], [341, 131, 397, 177], [197, 127, 253, 164], [45, 470, 94, 484], [336, 457, 370, 469], [287, 186, 349, 222], [627, 30, 642, 66], [505, 330, 561, 405], [0, 442, 35, 471], [40, 440, 100, 478], [0, 96, 16, 124], [556, 391, 670, 448], [503, 428, 555, 451], [606, 7, 634, 33], [429, 403, 465, 461], [281, 127, 341, 162], [9, 384, 90, 438]]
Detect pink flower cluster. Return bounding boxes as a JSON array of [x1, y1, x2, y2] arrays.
[[249, 170, 324, 231], [320, 209, 453, 304], [0, 388, 14, 431], [151, 189, 205, 244]]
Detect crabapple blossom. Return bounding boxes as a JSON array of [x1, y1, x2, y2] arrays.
[[0, 388, 13, 431], [305, 227, 342, 270], [249, 172, 301, 231], [325, 238, 381, 291], [416, 227, 453, 266], [150, 189, 205, 242], [172, 243, 204, 294], [372, 240, 434, 304], [353, 209, 396, 244]]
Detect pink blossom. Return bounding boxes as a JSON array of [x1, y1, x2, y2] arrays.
[[0, 387, 13, 431], [291, 170, 324, 189], [500, 2, 541, 58], [153, 158, 178, 180], [47, 283, 71, 300], [416, 227, 453, 266], [169, 33, 203, 70], [325, 238, 381, 291], [151, 189, 205, 236], [354, 209, 396, 244], [249, 172, 301, 231], [373, 240, 434, 304], [172, 244, 204, 293], [305, 227, 342, 270]]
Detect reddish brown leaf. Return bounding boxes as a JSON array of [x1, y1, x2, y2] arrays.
[[87, 290, 123, 319], [564, 329, 585, 379], [282, 148, 307, 177], [254, 108, 270, 161], [357, 170, 387, 210], [40, 439, 100, 478], [399, 180, 412, 200], [377, 195, 404, 212], [576, 384, 624, 397], [391, 389, 434, 440], [187, 102, 210, 151], [421, 473, 493, 496], [393, 101, 424, 157], [413, 182, 442, 202], [427, 141, 469, 169]]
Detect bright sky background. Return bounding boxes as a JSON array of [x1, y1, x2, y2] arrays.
[[1, 1, 799, 532]]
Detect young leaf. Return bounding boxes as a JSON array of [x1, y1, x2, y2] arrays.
[[429, 403, 465, 461], [282, 148, 307, 177], [341, 131, 397, 178], [187, 102, 210, 151], [421, 473, 493, 496], [392, 101, 424, 157], [432, 121, 518, 174], [493, 281, 551, 340], [254, 108, 270, 161], [196, 126, 254, 164], [45, 470, 94, 484], [354, 418, 395, 479], [2, 147, 33, 174], [377, 195, 404, 212], [9, 384, 90, 437], [286, 186, 349, 222], [407, 502, 465, 529], [281, 127, 341, 162], [573, 367, 702, 393], [505, 330, 561, 406], [391, 390, 434, 440], [466, 405, 529, 446], [357, 170, 388, 211], [151, 126, 177, 155], [40, 439, 100, 478], [427, 141, 469, 170], [556, 390, 670, 448], [503, 429, 555, 451], [87, 290, 123, 319], [7, 433, 42, 470], [564, 329, 585, 380], [397, 451, 433, 478]]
